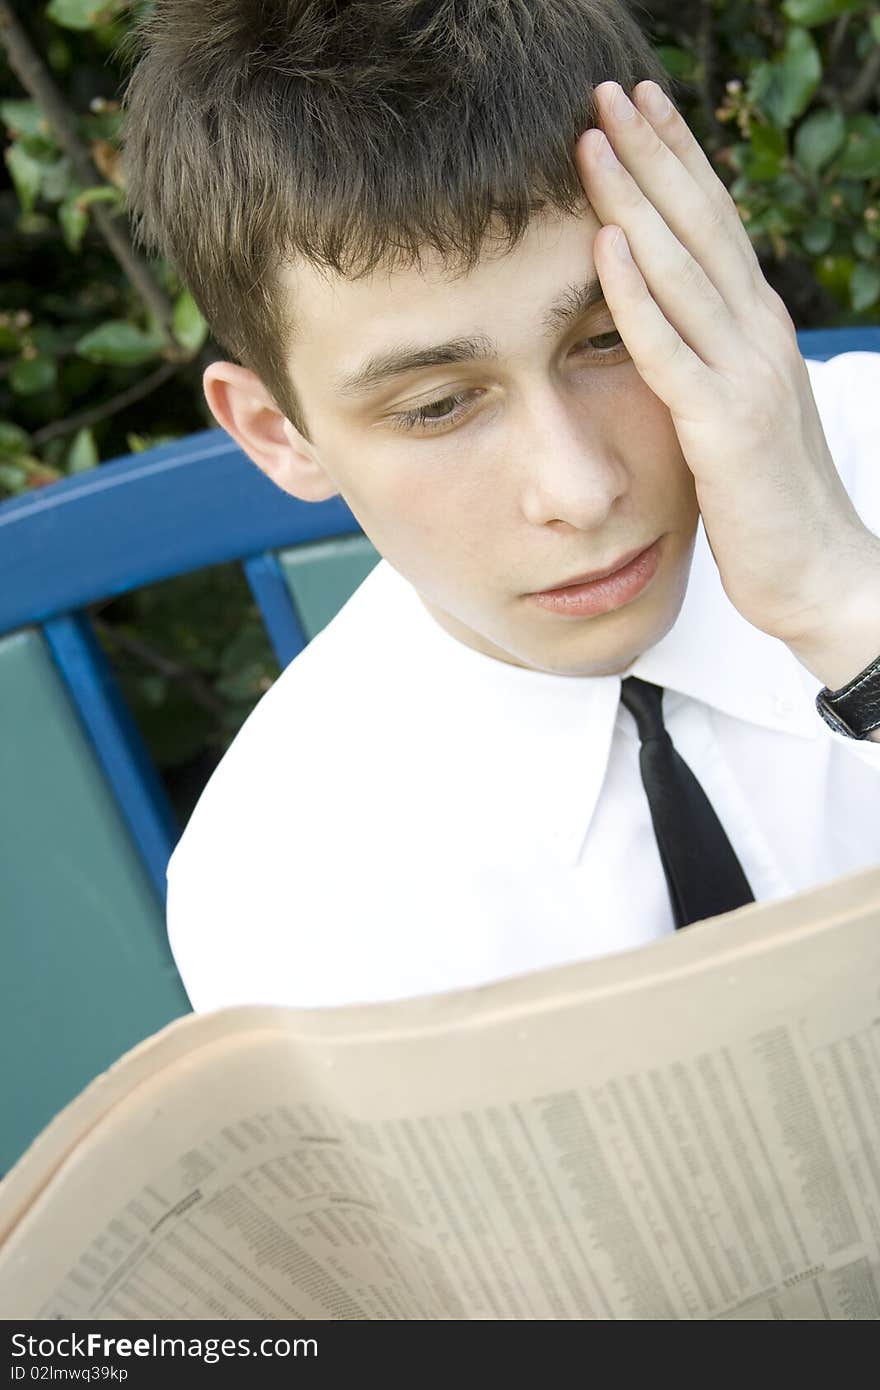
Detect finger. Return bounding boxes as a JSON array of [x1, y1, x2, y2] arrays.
[[630, 80, 764, 280], [577, 128, 738, 370], [593, 81, 761, 316], [594, 223, 717, 421]]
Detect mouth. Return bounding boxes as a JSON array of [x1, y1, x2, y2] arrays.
[[529, 540, 660, 596], [524, 538, 663, 618]]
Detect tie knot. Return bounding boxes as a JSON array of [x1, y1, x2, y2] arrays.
[[620, 675, 667, 744]]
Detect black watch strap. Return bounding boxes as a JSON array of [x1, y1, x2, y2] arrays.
[[815, 651, 880, 739]]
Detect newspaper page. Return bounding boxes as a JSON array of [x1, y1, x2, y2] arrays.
[[1, 864, 880, 1320]]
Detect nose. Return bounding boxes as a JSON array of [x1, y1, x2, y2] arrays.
[[517, 391, 630, 530]]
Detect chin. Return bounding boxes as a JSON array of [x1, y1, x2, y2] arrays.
[[529, 649, 644, 678], [514, 594, 686, 678]]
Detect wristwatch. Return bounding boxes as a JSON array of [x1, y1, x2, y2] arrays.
[[815, 651, 880, 739]]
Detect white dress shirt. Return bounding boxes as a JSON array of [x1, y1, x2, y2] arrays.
[[165, 351, 880, 1012]]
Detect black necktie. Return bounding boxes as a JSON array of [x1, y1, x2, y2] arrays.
[[620, 676, 755, 929]]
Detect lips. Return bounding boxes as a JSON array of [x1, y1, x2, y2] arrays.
[[533, 542, 656, 596], [525, 538, 663, 618]]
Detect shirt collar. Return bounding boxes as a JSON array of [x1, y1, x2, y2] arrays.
[[628, 519, 819, 740], [372, 519, 818, 869]]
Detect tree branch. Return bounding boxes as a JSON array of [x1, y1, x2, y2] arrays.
[[0, 0, 180, 348], [695, 0, 725, 151], [30, 360, 181, 447], [828, 13, 852, 66], [841, 41, 880, 115], [92, 617, 228, 719]]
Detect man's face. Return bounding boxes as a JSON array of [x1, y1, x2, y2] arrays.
[[282, 208, 700, 676]]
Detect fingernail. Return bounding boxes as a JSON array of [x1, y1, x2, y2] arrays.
[[641, 82, 671, 122], [595, 131, 617, 168], [611, 85, 636, 121], [614, 230, 631, 261]]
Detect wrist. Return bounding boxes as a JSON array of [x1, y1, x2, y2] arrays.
[[785, 535, 880, 692], [785, 537, 880, 743]]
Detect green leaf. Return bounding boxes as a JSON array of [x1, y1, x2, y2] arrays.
[[871, 13, 880, 42], [750, 27, 822, 129], [93, 19, 128, 50], [781, 0, 865, 26], [801, 217, 835, 254], [840, 180, 868, 215], [41, 437, 68, 469], [0, 101, 48, 139], [815, 252, 856, 300], [0, 462, 29, 493], [17, 132, 59, 162], [835, 115, 880, 179], [794, 108, 846, 174], [58, 185, 122, 251], [654, 45, 698, 80], [84, 109, 125, 142], [777, 28, 823, 128], [66, 427, 99, 473], [77, 184, 124, 209], [39, 156, 74, 204], [58, 197, 89, 252], [9, 356, 58, 396], [819, 179, 868, 217], [46, 0, 125, 30], [16, 211, 53, 236], [0, 420, 30, 456], [773, 172, 807, 208], [4, 144, 43, 213], [850, 263, 880, 311], [852, 228, 878, 259], [171, 291, 208, 353], [125, 431, 179, 454], [75, 321, 165, 366], [747, 122, 787, 180]]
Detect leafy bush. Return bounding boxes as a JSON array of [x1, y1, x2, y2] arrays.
[[649, 0, 880, 318], [1, 0, 878, 820]]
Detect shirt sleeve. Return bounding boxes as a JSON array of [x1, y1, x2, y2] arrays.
[[804, 349, 880, 536], [802, 350, 880, 768], [823, 724, 880, 769]]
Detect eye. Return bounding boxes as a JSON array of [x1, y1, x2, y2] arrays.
[[387, 330, 628, 434], [574, 328, 626, 354], [388, 389, 481, 434]]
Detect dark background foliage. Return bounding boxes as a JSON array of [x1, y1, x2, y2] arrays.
[[2, 0, 879, 825]]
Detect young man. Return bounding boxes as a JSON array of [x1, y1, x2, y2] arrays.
[[123, 1, 880, 1012]]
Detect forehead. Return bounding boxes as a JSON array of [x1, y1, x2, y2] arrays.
[[281, 207, 603, 365]]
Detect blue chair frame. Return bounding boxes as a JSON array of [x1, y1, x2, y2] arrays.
[[1, 325, 878, 912], [0, 431, 363, 910]]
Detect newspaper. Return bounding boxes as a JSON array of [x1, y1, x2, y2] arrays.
[[2, 864, 880, 1320]]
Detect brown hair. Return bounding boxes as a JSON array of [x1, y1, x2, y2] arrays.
[[122, 0, 673, 436]]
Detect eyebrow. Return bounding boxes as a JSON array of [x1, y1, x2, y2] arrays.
[[331, 274, 607, 399]]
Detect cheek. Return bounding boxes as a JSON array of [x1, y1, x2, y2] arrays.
[[624, 391, 695, 494], [347, 437, 493, 534], [325, 444, 460, 562], [623, 381, 679, 445]]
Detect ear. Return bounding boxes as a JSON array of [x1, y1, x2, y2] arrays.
[[202, 360, 338, 502]]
